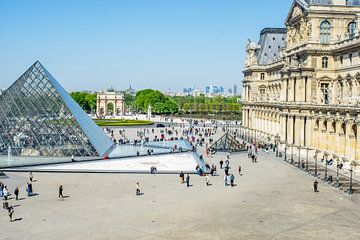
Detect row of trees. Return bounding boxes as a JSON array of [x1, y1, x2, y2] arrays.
[[133, 89, 178, 114], [70, 90, 242, 115], [170, 95, 241, 114], [181, 103, 241, 114]]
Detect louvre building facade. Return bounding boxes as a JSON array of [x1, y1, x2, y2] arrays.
[[0, 61, 113, 158], [242, 0, 360, 169]]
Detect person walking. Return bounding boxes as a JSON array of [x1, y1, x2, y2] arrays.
[[58, 185, 64, 198], [0, 182, 3, 198], [205, 175, 210, 186], [313, 180, 319, 193], [230, 174, 235, 187], [29, 172, 33, 182], [26, 182, 33, 196], [14, 187, 19, 200], [225, 159, 230, 168], [7, 205, 14, 222], [179, 171, 185, 183], [225, 166, 229, 176], [3, 186, 8, 200], [136, 182, 141, 195], [224, 175, 228, 186], [219, 160, 224, 169], [238, 165, 242, 176], [186, 174, 190, 187]]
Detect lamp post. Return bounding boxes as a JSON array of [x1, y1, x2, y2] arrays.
[[189, 109, 193, 128], [335, 156, 340, 188], [306, 147, 309, 171], [284, 143, 287, 162], [314, 152, 318, 177], [290, 145, 294, 165], [349, 161, 355, 195], [324, 153, 328, 182], [298, 146, 301, 168]]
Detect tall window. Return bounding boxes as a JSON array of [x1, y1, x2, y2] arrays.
[[260, 73, 265, 80], [349, 53, 353, 65], [348, 21, 357, 38], [320, 20, 331, 44], [322, 57, 329, 68]]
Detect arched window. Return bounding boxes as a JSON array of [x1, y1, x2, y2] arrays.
[[348, 21, 357, 38], [320, 20, 331, 44]]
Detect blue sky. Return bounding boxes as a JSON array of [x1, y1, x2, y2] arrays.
[[0, 0, 292, 92]]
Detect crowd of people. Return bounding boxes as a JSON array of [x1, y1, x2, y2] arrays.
[[1, 172, 66, 222]]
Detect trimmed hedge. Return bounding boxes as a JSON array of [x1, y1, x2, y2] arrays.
[[94, 119, 154, 127]]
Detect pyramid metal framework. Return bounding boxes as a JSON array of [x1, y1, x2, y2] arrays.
[[0, 61, 113, 157], [208, 132, 245, 153]]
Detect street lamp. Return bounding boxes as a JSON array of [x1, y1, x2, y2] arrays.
[[324, 152, 329, 182], [349, 161, 355, 195], [334, 155, 340, 188], [298, 146, 301, 168], [305, 147, 310, 172], [314, 150, 320, 178], [284, 143, 287, 162]]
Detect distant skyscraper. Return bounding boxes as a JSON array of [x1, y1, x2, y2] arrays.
[[233, 84, 238, 95]]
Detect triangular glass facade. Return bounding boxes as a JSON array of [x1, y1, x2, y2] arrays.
[[0, 61, 113, 157], [208, 132, 244, 153]]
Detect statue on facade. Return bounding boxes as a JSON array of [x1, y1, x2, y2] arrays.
[[290, 54, 299, 67], [245, 39, 259, 67], [299, 17, 307, 40], [307, 21, 312, 37]]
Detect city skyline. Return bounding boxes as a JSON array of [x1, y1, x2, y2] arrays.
[[0, 0, 292, 92]]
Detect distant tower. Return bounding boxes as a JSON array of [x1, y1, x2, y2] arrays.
[[233, 84, 238, 96], [147, 105, 152, 120]]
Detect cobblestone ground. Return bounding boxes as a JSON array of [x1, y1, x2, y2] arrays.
[[1, 125, 360, 240]]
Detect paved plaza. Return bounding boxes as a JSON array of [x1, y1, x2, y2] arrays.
[[1, 126, 360, 239]]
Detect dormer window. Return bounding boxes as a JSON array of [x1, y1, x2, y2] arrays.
[[348, 21, 357, 38], [260, 73, 265, 80], [320, 20, 331, 44]]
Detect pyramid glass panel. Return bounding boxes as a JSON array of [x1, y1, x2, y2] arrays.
[[0, 61, 113, 158]]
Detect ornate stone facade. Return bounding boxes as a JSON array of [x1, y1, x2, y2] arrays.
[[242, 0, 360, 169], [96, 91, 125, 117]]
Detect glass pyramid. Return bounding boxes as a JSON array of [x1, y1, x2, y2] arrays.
[[0, 61, 113, 157], [207, 132, 245, 153]]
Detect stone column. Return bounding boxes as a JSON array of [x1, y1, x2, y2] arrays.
[[305, 115, 312, 147], [299, 116, 305, 146], [288, 115, 294, 145], [356, 118, 360, 161], [281, 78, 288, 102], [305, 76, 311, 103], [312, 117, 318, 149], [280, 114, 287, 143], [288, 78, 293, 102], [345, 116, 352, 159], [335, 117, 341, 156]]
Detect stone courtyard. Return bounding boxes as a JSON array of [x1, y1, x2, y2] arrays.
[[2, 126, 360, 240]]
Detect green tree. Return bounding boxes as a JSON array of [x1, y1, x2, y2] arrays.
[[134, 89, 178, 114], [71, 92, 97, 113]]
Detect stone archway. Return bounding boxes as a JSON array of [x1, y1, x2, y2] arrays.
[[96, 91, 125, 117], [107, 102, 114, 116]]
